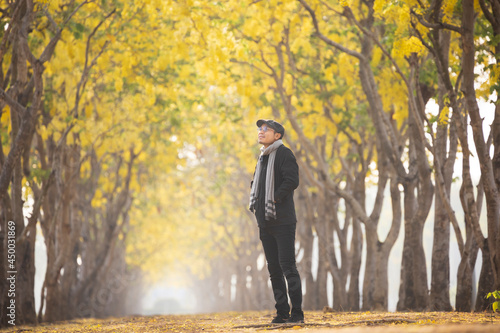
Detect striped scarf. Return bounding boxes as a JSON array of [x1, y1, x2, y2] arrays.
[[249, 140, 283, 221]]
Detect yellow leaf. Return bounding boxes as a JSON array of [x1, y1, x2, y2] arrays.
[[438, 106, 450, 126]]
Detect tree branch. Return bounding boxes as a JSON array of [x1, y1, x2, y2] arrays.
[[17, 170, 56, 244], [0, 87, 26, 116], [411, 9, 462, 34], [298, 0, 366, 61], [230, 59, 273, 77], [39, 0, 92, 63], [478, 0, 497, 28], [0, 0, 23, 65]]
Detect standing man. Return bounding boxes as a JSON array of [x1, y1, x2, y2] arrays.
[[249, 119, 304, 324]]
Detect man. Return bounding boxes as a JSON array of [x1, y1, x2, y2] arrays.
[[249, 119, 304, 324]]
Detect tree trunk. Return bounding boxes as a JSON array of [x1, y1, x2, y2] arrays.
[[0, 218, 9, 327], [296, 185, 317, 310], [372, 247, 391, 310], [475, 243, 495, 311], [363, 222, 377, 310], [316, 254, 329, 309], [478, 0, 500, 224], [398, 180, 417, 310], [481, 0, 500, 293], [455, 225, 479, 311], [321, 196, 348, 311], [372, 175, 402, 310], [42, 145, 79, 322], [430, 29, 454, 311], [299, 222, 316, 310], [398, 172, 431, 311], [347, 217, 362, 311], [397, 58, 435, 309], [14, 224, 37, 325], [0, 1, 46, 326], [0, 194, 15, 327], [462, 0, 500, 291]]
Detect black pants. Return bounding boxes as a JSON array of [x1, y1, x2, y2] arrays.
[[259, 223, 303, 318]]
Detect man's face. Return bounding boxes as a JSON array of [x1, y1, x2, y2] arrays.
[[258, 124, 281, 147]]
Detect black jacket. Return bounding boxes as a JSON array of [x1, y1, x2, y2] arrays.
[[251, 145, 299, 227]]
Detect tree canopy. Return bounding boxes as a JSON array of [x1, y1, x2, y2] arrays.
[[1, 0, 499, 325]]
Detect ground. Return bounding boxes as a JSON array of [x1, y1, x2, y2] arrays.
[[2, 311, 500, 332]]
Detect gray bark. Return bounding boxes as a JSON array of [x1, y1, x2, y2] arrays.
[[297, 184, 319, 310], [430, 29, 455, 311]]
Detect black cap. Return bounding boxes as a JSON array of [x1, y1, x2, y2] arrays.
[[256, 119, 285, 139]]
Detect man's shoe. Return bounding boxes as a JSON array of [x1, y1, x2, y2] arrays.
[[285, 315, 304, 324], [271, 315, 289, 323]]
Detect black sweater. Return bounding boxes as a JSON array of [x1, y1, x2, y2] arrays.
[[251, 145, 299, 227]]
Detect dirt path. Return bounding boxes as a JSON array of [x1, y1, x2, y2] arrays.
[[2, 311, 499, 332], [301, 324, 500, 333]]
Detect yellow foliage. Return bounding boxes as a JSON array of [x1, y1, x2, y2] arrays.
[[337, 53, 357, 86], [442, 0, 459, 23], [1, 105, 10, 127], [371, 47, 383, 68], [392, 37, 425, 59], [438, 107, 450, 126]]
